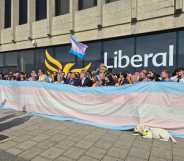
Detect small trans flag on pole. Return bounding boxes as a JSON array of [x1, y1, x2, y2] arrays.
[[69, 35, 88, 59]]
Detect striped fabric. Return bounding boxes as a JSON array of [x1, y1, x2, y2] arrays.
[[69, 36, 88, 59], [0, 81, 184, 138]]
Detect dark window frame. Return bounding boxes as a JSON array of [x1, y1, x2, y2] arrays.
[[105, 0, 120, 3], [78, 0, 97, 10], [4, 52, 19, 68], [0, 54, 4, 67], [55, 0, 70, 16], [36, 0, 47, 21], [4, 0, 12, 28], [19, 0, 28, 25]]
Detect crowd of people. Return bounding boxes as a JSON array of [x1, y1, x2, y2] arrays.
[[0, 64, 184, 87]]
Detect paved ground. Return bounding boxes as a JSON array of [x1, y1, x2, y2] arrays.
[[0, 109, 184, 161]]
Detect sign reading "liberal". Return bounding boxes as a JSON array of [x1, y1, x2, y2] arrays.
[[104, 45, 174, 69]]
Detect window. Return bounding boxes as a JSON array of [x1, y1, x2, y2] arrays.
[[55, 0, 70, 16], [54, 45, 75, 63], [78, 0, 97, 10], [178, 31, 184, 68], [82, 42, 102, 70], [4, 0, 11, 28], [0, 54, 4, 67], [19, 0, 28, 25], [106, 0, 120, 3], [36, 0, 47, 21], [53, 46, 75, 71], [20, 50, 34, 72], [5, 53, 18, 66], [103, 38, 135, 72], [35, 48, 46, 70], [136, 32, 176, 72]]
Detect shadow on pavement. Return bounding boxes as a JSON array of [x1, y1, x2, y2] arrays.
[[0, 114, 18, 122], [0, 115, 32, 132]]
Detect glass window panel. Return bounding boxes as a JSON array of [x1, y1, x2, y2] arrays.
[[55, 0, 70, 16], [35, 48, 56, 72], [54, 45, 75, 63], [106, 0, 120, 3], [178, 31, 184, 68], [19, 0, 28, 25], [5, 52, 18, 66], [20, 50, 34, 72], [36, 0, 47, 21], [103, 38, 135, 73], [54, 45, 76, 72], [79, 0, 97, 10], [136, 32, 176, 73], [84, 42, 102, 61], [35, 48, 47, 70], [0, 54, 4, 67], [81, 41, 102, 70], [4, 0, 11, 28]]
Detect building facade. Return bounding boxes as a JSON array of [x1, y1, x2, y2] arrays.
[[0, 0, 184, 73]]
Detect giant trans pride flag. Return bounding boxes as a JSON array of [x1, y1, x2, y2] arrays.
[[0, 81, 184, 138]]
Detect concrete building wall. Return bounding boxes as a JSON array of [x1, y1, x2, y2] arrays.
[[15, 24, 30, 41], [32, 20, 49, 39], [103, 0, 131, 27], [0, 0, 184, 52], [52, 14, 72, 36], [75, 7, 99, 32], [137, 0, 174, 20], [1, 28, 13, 44]]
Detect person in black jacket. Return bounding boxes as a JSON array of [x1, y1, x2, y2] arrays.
[[68, 72, 81, 86], [80, 70, 92, 87]]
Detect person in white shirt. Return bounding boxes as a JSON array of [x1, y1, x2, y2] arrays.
[[170, 68, 184, 82], [179, 68, 184, 83]]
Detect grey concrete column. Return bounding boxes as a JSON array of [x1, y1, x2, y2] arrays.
[[12, 0, 19, 42], [71, 0, 78, 33], [131, 0, 138, 34], [175, 0, 183, 14], [131, 0, 137, 23], [47, 0, 55, 37], [97, 0, 105, 28], [0, 0, 5, 45], [28, 0, 36, 40]]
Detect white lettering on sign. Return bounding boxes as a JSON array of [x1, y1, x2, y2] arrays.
[[104, 45, 174, 69]]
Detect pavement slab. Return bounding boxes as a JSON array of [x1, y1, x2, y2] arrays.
[[0, 109, 184, 161]]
